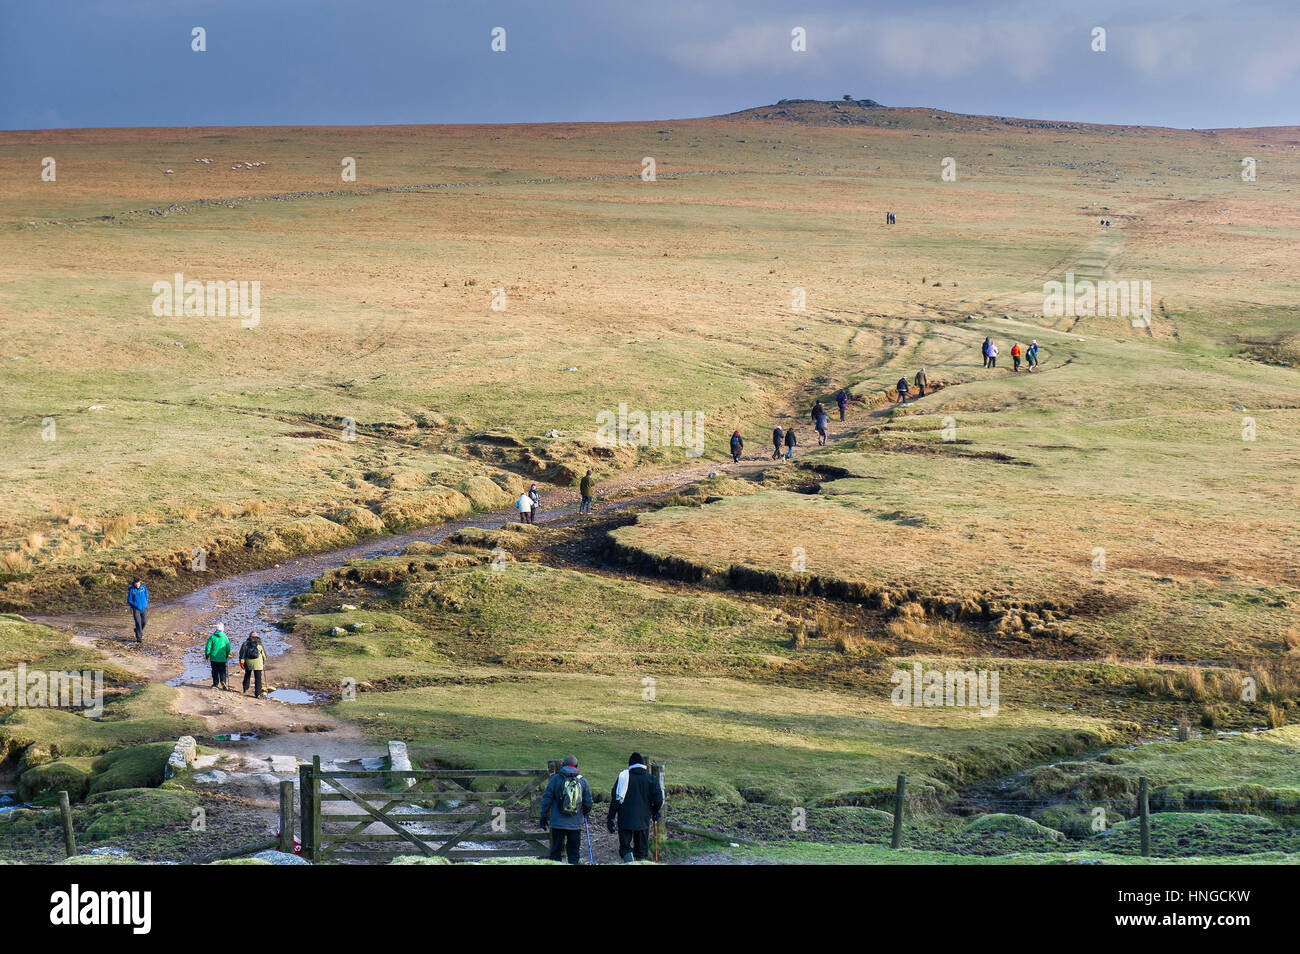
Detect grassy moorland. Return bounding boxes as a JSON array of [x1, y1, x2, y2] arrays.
[[2, 102, 1299, 863], [611, 318, 1300, 664], [3, 105, 1298, 612]]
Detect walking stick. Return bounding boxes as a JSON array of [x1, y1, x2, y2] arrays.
[[653, 819, 659, 862], [584, 817, 595, 866]]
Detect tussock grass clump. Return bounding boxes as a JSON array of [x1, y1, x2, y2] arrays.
[[50, 504, 80, 526], [367, 468, 432, 491], [0, 551, 32, 574], [329, 504, 386, 534], [271, 514, 354, 553], [100, 514, 138, 547], [52, 538, 84, 559], [965, 813, 1064, 842], [786, 611, 868, 652], [456, 475, 515, 511], [1200, 704, 1226, 729], [378, 488, 473, 530]]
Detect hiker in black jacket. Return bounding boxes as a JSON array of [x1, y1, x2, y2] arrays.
[[783, 427, 797, 460], [771, 426, 784, 460], [606, 752, 663, 862]]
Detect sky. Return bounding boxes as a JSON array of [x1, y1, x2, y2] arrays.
[[2, 0, 1298, 130]]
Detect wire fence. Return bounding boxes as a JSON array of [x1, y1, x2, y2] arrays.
[[5, 773, 1296, 862]]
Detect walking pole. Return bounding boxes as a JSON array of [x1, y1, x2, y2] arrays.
[[584, 816, 595, 866], [653, 819, 659, 862]]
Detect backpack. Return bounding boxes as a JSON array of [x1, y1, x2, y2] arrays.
[[558, 774, 585, 815], [241, 640, 260, 661]]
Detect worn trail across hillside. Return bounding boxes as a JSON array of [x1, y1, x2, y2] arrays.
[[22, 337, 902, 857]]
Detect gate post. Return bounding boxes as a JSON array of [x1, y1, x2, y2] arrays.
[[278, 780, 295, 853], [299, 756, 322, 861]]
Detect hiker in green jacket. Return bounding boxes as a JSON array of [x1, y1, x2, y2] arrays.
[[579, 469, 595, 516], [239, 631, 267, 699], [204, 626, 232, 690]]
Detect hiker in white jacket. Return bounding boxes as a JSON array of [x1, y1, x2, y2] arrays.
[[515, 491, 534, 525]]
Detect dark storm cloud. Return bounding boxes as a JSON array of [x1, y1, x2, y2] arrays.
[[1, 0, 1297, 129]]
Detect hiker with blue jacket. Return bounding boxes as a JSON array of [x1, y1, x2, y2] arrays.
[[539, 755, 593, 864], [606, 752, 664, 863], [126, 579, 149, 644]]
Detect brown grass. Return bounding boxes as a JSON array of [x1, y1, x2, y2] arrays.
[[100, 513, 138, 547], [0, 551, 32, 574]]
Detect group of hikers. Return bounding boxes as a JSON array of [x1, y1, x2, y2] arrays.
[[894, 367, 929, 404], [515, 468, 598, 523], [539, 752, 664, 864], [981, 336, 1039, 372], [126, 580, 269, 697], [758, 387, 852, 462], [202, 626, 268, 697]]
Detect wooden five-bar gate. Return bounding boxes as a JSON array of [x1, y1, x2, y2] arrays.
[[299, 756, 552, 862]]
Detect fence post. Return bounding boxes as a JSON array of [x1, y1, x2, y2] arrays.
[[890, 774, 906, 849], [311, 755, 323, 858], [1139, 776, 1151, 857], [58, 790, 77, 858], [298, 762, 314, 859], [279, 780, 295, 853], [651, 761, 666, 861]]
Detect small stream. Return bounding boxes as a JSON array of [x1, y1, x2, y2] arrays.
[[35, 503, 577, 696]]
